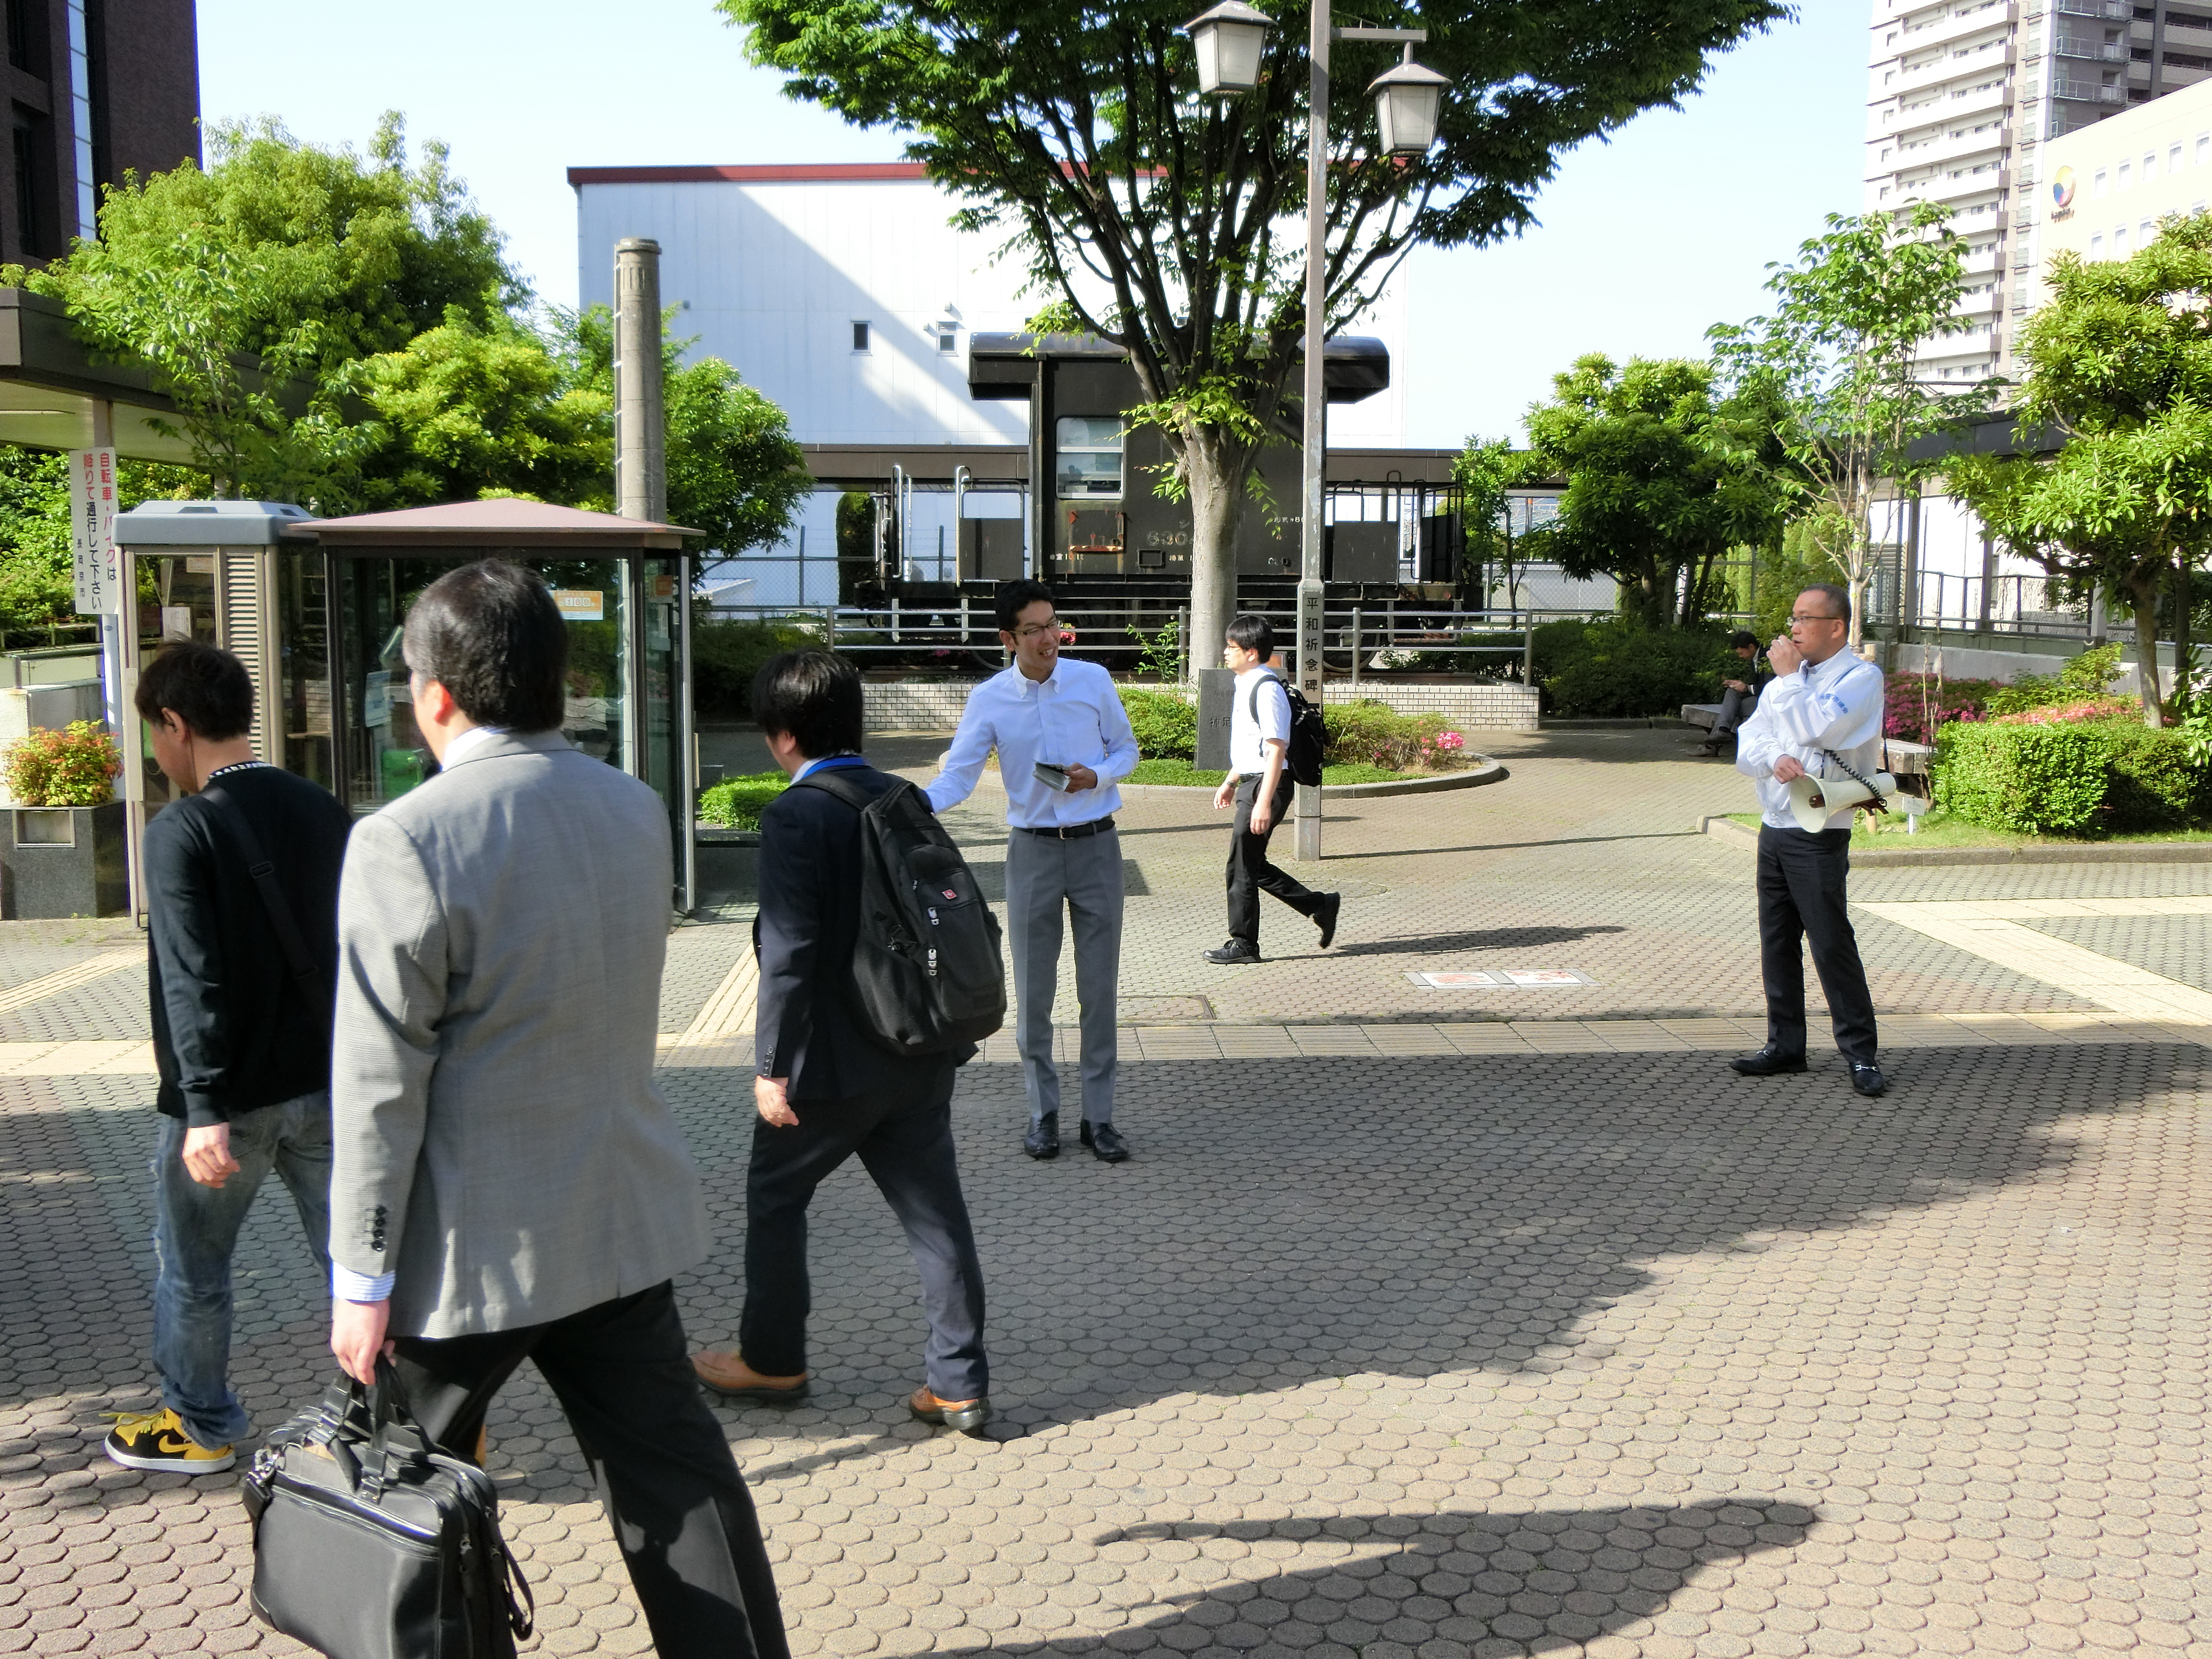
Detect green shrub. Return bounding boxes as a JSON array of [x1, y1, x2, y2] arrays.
[[1936, 721, 2107, 835], [1321, 699, 1458, 769], [1982, 642, 2128, 717], [692, 618, 824, 719], [2097, 719, 2207, 832], [1119, 687, 1197, 760], [1936, 715, 2207, 836], [697, 769, 788, 830], [1533, 620, 1736, 718]]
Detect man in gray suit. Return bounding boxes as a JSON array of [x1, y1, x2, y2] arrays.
[[327, 561, 786, 1659]]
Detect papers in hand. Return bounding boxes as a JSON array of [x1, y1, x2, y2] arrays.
[[1033, 762, 1073, 793]]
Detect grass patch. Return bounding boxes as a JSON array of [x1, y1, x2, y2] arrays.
[[1128, 758, 1428, 788], [698, 769, 787, 830], [1723, 808, 2212, 850]]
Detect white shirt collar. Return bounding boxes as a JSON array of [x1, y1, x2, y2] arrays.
[[440, 725, 509, 766]]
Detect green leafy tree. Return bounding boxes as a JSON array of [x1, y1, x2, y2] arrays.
[[1451, 435, 1526, 612], [724, 0, 1790, 653], [1516, 354, 1787, 628], [1947, 214, 2212, 727], [348, 309, 610, 511], [551, 306, 810, 553], [0, 450, 201, 645], [1710, 203, 1981, 649]]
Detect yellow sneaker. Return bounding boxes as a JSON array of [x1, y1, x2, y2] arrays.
[[101, 1407, 236, 1474]]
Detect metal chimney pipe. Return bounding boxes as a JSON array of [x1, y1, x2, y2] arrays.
[[613, 238, 667, 522]]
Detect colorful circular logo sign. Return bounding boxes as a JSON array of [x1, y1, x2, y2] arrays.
[[2053, 165, 2077, 209]]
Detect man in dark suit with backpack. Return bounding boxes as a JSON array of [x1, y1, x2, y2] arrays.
[[691, 650, 995, 1435], [1206, 613, 1340, 964]]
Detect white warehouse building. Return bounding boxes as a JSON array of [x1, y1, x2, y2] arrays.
[[571, 162, 1419, 606]]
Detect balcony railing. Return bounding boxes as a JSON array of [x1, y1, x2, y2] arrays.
[[2051, 77, 2126, 101], [2055, 0, 2128, 17], [2054, 37, 2128, 61]]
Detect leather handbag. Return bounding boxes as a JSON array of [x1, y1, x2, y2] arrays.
[[240, 1362, 532, 1659]]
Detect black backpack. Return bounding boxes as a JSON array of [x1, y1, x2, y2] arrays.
[[796, 770, 1007, 1056], [1248, 673, 1328, 787]]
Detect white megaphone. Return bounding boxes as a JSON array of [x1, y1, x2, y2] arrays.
[[1787, 769, 1924, 832]]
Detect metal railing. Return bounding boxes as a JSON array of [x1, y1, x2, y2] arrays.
[[1907, 571, 2096, 638], [705, 596, 1584, 685]]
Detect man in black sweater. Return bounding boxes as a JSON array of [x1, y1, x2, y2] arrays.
[[103, 642, 352, 1476]]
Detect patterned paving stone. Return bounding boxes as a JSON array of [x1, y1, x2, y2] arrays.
[[4, 726, 2211, 1657]]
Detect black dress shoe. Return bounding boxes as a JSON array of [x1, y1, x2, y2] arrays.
[[1314, 892, 1342, 950], [1205, 940, 1262, 964], [1730, 1045, 1809, 1077], [1023, 1112, 1059, 1159], [1079, 1120, 1129, 1162], [1851, 1062, 1888, 1097]]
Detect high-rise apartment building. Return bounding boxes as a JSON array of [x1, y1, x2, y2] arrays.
[[1865, 0, 2212, 381]]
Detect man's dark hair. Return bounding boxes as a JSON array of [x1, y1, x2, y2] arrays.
[[1226, 613, 1275, 661], [753, 649, 864, 759], [134, 640, 254, 741], [1800, 583, 1851, 625], [402, 560, 568, 732], [1728, 630, 1758, 651], [994, 578, 1055, 634]]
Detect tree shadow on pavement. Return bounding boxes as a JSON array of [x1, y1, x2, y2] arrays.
[[1328, 924, 1627, 958], [667, 1039, 2203, 1438], [937, 1500, 1814, 1656]]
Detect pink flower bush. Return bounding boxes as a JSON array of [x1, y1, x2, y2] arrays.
[[1883, 673, 1996, 745], [1996, 697, 2135, 726]]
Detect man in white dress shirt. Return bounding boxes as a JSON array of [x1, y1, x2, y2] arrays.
[[1731, 583, 1887, 1098], [927, 581, 1141, 1162], [1206, 613, 1340, 963]]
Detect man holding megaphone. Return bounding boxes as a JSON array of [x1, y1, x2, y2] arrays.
[[1729, 584, 1887, 1098]]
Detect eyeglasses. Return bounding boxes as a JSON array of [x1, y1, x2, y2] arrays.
[[1011, 618, 1061, 639], [1788, 612, 1843, 625]]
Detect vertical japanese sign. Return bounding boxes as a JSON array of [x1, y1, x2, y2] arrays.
[[69, 448, 121, 615]]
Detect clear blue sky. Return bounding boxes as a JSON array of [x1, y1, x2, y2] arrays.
[[197, 0, 1866, 448]]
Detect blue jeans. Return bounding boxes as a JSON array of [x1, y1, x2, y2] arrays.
[[149, 1092, 333, 1446]]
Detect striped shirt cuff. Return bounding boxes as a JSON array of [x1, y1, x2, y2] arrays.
[[333, 1265, 396, 1303]]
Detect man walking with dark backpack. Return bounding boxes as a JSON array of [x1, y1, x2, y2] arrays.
[[1206, 614, 1340, 965], [692, 650, 994, 1434], [104, 641, 351, 1475]]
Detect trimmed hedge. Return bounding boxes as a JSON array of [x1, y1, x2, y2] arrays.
[[1531, 620, 1738, 719], [692, 619, 825, 719], [1118, 687, 1198, 760], [1936, 716, 2209, 837]]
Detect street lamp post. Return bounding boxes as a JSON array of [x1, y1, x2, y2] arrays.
[[1184, 2, 1445, 861]]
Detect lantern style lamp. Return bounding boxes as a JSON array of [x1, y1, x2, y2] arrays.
[[1183, 1, 1274, 96], [1368, 46, 1449, 154]]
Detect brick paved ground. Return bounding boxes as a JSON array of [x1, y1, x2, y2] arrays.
[[4, 727, 2211, 1659]]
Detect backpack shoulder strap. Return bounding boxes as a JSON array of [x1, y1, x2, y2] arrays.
[[793, 768, 908, 815], [195, 781, 323, 995]]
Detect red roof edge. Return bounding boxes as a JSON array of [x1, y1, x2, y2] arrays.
[[567, 162, 930, 186]]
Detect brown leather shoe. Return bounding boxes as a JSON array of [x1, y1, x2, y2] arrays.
[[692, 1348, 811, 1403], [908, 1384, 991, 1435]]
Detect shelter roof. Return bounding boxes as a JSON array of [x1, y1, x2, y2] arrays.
[[298, 499, 698, 549]]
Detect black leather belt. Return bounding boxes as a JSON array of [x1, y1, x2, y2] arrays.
[[1017, 816, 1116, 839]]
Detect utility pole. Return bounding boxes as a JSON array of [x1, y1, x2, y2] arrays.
[[1293, 0, 1331, 863]]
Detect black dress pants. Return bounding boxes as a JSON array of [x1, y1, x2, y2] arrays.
[[1756, 824, 1879, 1064], [1226, 773, 1322, 947], [740, 1060, 989, 1402], [390, 1282, 787, 1659]]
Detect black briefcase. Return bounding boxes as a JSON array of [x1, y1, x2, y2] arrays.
[[240, 1362, 533, 1659]]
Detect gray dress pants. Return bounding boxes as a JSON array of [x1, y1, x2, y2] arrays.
[[1004, 824, 1123, 1126]]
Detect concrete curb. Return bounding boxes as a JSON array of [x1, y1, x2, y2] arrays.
[[1119, 759, 1507, 798], [1695, 815, 2212, 867], [1543, 717, 1698, 730]]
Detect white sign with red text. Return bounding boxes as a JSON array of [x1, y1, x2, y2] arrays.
[[69, 448, 122, 615]]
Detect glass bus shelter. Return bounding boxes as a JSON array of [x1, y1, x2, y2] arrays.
[[111, 498, 699, 920]]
